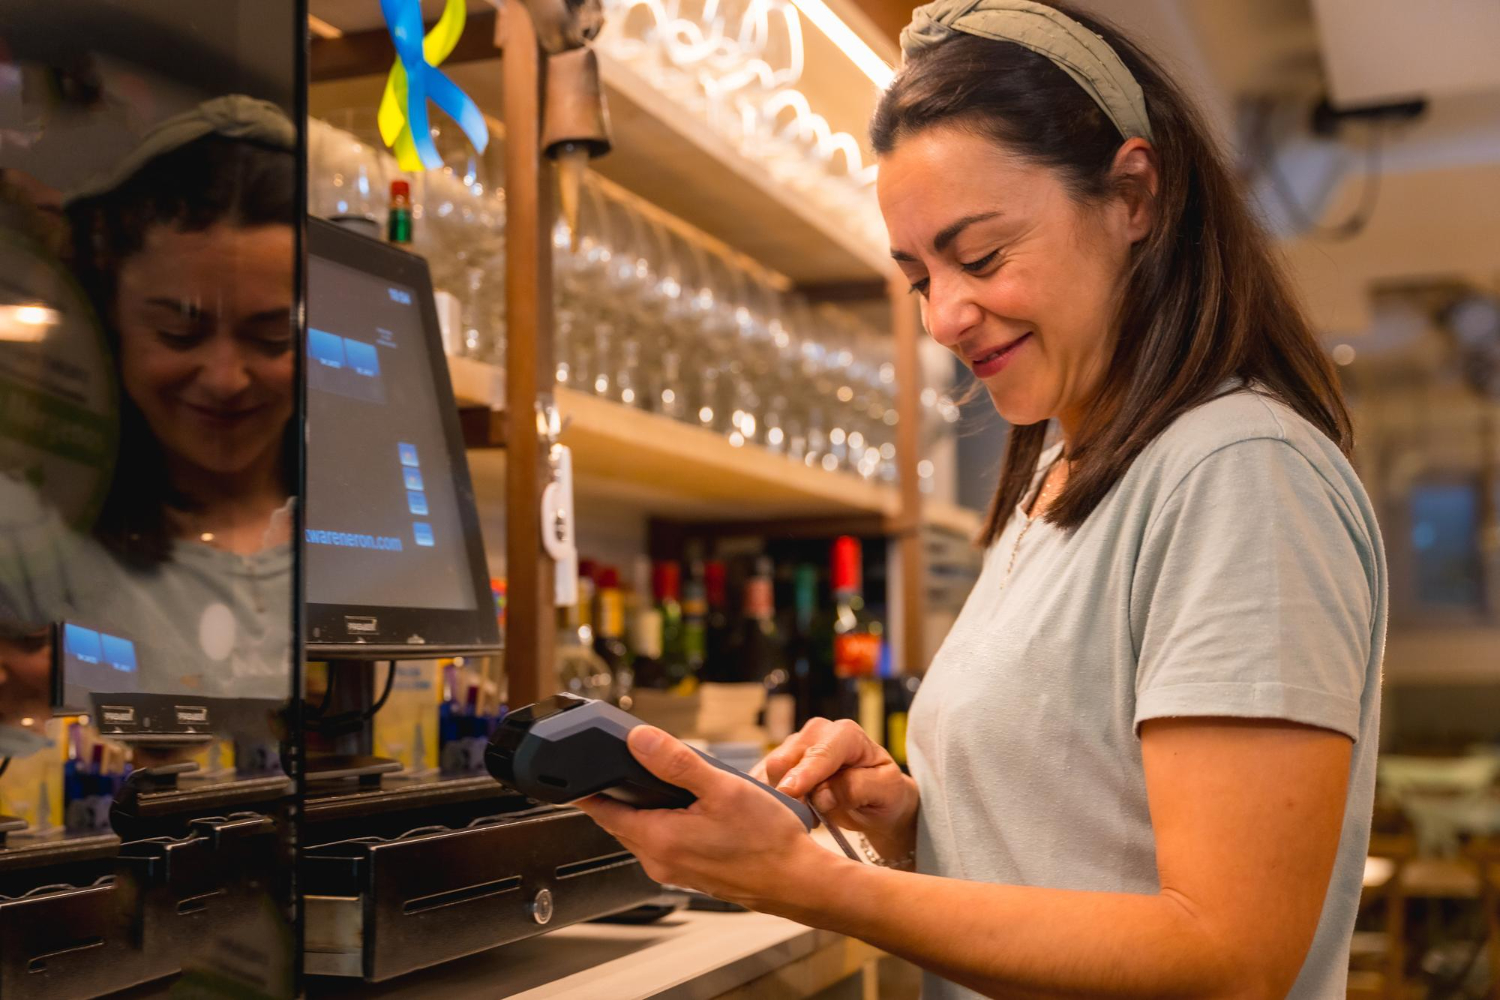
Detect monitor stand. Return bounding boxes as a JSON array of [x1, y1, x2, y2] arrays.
[[307, 659, 401, 787]]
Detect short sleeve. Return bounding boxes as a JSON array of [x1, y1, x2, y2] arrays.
[[1131, 437, 1375, 741]]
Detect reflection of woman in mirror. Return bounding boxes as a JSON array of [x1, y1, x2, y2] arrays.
[[70, 97, 297, 572], [0, 96, 297, 700]]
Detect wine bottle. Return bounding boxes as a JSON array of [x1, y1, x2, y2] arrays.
[[653, 560, 693, 691], [702, 559, 733, 683], [387, 179, 413, 245], [592, 566, 634, 705], [831, 536, 884, 744], [682, 560, 708, 683], [728, 557, 793, 741]]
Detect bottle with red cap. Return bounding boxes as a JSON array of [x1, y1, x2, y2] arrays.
[[653, 560, 694, 691], [830, 536, 886, 744], [387, 179, 413, 245], [701, 559, 734, 683]]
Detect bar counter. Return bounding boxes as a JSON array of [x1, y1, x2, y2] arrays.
[[310, 908, 889, 999]]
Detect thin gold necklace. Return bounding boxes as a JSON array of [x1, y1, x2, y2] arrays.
[[1003, 458, 1065, 584]]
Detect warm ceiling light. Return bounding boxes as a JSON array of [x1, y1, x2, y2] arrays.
[[788, 0, 894, 89], [0, 303, 59, 342], [308, 14, 344, 40]]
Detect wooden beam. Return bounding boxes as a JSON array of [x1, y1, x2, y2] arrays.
[[502, 0, 556, 708], [890, 274, 926, 676], [309, 10, 501, 82]]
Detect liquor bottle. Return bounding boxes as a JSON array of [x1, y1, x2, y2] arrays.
[[727, 557, 793, 740], [653, 560, 693, 691], [785, 563, 827, 729], [830, 536, 884, 744], [681, 559, 708, 683], [592, 566, 634, 704], [387, 179, 413, 245], [702, 559, 733, 682]]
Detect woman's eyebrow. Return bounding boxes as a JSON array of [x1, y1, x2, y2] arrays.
[[144, 297, 203, 319], [891, 211, 1007, 262], [932, 212, 1002, 252]]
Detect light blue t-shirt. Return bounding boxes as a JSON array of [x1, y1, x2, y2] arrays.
[[908, 387, 1386, 999]]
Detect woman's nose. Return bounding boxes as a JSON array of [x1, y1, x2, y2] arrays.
[[923, 277, 982, 350], [198, 334, 253, 397]]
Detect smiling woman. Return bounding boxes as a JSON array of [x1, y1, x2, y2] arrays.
[[69, 108, 298, 570], [576, 2, 1388, 998]]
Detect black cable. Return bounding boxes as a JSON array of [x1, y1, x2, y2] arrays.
[[366, 661, 397, 719], [1252, 98, 1386, 243], [308, 661, 397, 737], [311, 667, 337, 718], [0, 757, 9, 780]]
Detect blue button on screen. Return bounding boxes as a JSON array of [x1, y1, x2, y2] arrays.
[[413, 522, 435, 547], [398, 442, 419, 467], [100, 634, 138, 674], [309, 328, 346, 368], [64, 624, 103, 663], [344, 338, 381, 378], [403, 468, 424, 491], [407, 490, 429, 515]]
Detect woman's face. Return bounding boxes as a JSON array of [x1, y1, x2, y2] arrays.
[[878, 126, 1149, 433], [116, 222, 295, 479]]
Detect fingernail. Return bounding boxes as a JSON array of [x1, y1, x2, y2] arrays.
[[813, 789, 836, 812], [630, 726, 663, 753], [777, 771, 799, 795]]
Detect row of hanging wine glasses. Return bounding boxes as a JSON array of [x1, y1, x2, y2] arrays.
[[308, 115, 956, 486], [554, 170, 905, 481]]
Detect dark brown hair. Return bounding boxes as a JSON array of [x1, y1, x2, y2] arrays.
[[871, 3, 1352, 546]]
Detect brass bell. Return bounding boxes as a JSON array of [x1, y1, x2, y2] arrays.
[[542, 46, 612, 249], [542, 47, 611, 162]]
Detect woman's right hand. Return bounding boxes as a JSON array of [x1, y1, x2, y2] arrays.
[[752, 718, 919, 861]]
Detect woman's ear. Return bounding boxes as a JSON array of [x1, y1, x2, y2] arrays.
[[1111, 138, 1159, 244]]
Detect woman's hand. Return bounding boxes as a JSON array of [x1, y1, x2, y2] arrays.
[[752, 717, 918, 863], [573, 726, 846, 913]]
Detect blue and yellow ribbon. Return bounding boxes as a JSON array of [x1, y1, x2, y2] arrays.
[[378, 0, 490, 172]]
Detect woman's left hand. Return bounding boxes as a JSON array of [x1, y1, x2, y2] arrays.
[[572, 725, 836, 913]]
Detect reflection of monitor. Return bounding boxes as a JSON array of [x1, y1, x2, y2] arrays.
[[304, 219, 499, 657], [60, 621, 140, 705]]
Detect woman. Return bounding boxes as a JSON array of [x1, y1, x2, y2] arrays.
[[578, 2, 1384, 997], [0, 96, 298, 700]]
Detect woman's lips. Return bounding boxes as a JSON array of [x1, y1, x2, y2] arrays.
[[181, 401, 266, 427], [969, 332, 1032, 378]]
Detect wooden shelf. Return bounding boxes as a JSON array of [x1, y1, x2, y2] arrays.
[[452, 357, 900, 520]]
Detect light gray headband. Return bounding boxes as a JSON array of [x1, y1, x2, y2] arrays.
[[69, 95, 295, 204], [900, 0, 1153, 142]]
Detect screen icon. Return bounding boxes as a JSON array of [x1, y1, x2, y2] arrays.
[[403, 468, 424, 491], [308, 328, 346, 369], [398, 442, 420, 467], [344, 338, 381, 378], [64, 624, 103, 663], [100, 634, 138, 674], [407, 490, 429, 515], [413, 522, 435, 547]]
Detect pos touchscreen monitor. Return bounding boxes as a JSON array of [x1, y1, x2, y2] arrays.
[[303, 219, 499, 657]]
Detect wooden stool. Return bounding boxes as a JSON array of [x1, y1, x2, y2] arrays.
[[1350, 833, 1417, 999], [1462, 836, 1500, 1000]]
